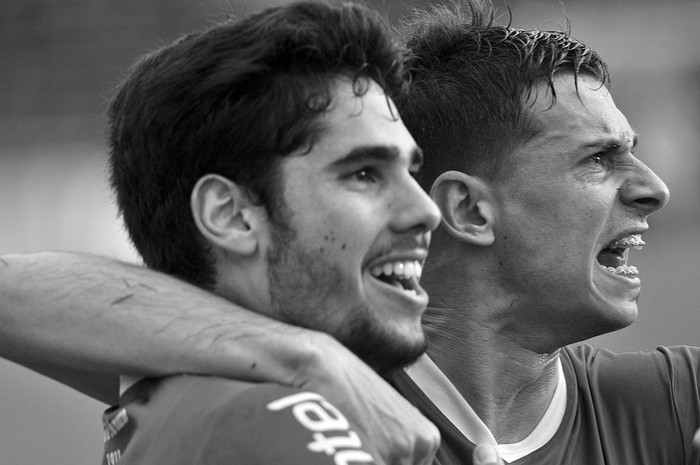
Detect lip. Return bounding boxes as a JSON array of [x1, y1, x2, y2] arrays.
[[364, 249, 429, 271], [595, 263, 641, 287], [367, 272, 430, 308], [591, 259, 642, 325], [364, 250, 430, 312], [598, 227, 648, 254], [593, 226, 647, 292]]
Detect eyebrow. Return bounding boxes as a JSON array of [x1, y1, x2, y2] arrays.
[[582, 134, 638, 152], [329, 145, 424, 170]]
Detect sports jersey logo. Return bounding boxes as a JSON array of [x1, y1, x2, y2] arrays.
[[267, 392, 375, 464], [102, 407, 130, 465], [103, 408, 129, 443]]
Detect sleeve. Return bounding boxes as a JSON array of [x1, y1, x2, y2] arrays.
[[658, 346, 700, 459], [111, 375, 383, 465], [566, 344, 700, 464]]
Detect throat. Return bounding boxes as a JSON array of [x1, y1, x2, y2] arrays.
[[412, 349, 564, 448]]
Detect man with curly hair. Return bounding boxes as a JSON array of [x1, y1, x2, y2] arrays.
[[4, 1, 694, 464]]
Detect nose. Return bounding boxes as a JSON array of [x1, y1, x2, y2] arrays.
[[391, 176, 442, 233], [620, 160, 670, 215]]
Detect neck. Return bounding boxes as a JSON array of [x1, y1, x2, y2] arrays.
[[426, 322, 560, 443], [421, 241, 567, 442], [421, 268, 562, 443]]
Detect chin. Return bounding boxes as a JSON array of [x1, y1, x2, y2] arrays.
[[611, 303, 638, 330], [589, 271, 642, 324], [339, 319, 427, 376], [584, 300, 638, 340]]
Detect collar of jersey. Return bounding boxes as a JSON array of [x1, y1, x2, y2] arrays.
[[404, 354, 566, 462], [120, 375, 141, 397]]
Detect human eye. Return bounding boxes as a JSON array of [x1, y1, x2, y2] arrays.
[[585, 147, 621, 171], [575, 152, 615, 183], [349, 167, 379, 183], [588, 154, 610, 167]]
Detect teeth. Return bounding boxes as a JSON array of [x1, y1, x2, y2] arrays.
[[599, 235, 645, 277], [610, 234, 645, 250], [370, 260, 423, 280], [382, 263, 393, 275], [600, 263, 639, 276]]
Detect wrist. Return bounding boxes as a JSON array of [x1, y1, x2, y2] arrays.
[[169, 319, 340, 388], [286, 330, 348, 388]]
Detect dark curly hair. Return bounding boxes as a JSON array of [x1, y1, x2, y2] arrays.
[[108, 1, 410, 289]]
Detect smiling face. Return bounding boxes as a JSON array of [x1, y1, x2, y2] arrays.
[[490, 73, 669, 346], [262, 79, 441, 374]]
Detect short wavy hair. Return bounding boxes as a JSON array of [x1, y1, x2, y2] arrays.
[[108, 1, 410, 288], [397, 0, 610, 189]]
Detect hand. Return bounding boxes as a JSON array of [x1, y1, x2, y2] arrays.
[[293, 332, 440, 465], [473, 443, 503, 465], [0, 252, 439, 463]]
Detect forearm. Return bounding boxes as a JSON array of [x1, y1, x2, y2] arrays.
[[0, 252, 441, 464], [0, 252, 325, 403]]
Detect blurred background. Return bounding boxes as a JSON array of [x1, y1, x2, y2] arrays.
[[1, 0, 699, 463]]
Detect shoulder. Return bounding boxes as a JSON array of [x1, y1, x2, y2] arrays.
[[115, 375, 381, 464], [557, 345, 700, 460], [562, 343, 700, 372], [561, 343, 700, 405]]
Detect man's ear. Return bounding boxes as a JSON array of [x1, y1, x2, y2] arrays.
[[430, 170, 495, 246], [191, 174, 261, 256]]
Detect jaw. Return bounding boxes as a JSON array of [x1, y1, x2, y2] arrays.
[[361, 268, 429, 344], [365, 258, 430, 317], [365, 272, 429, 315], [587, 232, 645, 321], [589, 262, 640, 328]]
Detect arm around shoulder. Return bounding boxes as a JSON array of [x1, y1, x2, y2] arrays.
[[0, 251, 332, 403], [0, 251, 439, 465]]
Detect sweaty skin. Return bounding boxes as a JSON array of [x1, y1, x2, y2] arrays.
[[421, 72, 669, 444]]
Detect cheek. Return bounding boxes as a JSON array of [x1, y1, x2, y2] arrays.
[[511, 180, 607, 227], [291, 193, 379, 260], [305, 212, 366, 260], [498, 193, 585, 255], [315, 228, 352, 255]]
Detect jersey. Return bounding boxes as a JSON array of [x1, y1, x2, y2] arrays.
[[102, 375, 381, 465], [392, 344, 700, 465]]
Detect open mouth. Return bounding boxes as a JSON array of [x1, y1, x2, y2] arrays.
[[596, 234, 645, 277], [370, 260, 422, 296]]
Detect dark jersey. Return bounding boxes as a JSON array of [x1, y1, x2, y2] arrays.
[[102, 375, 380, 465], [392, 344, 700, 465]]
